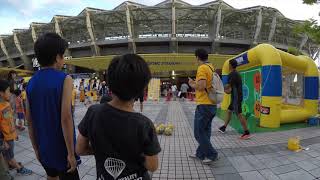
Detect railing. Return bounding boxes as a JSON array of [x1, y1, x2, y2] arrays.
[[259, 31, 269, 42], [219, 30, 254, 40]]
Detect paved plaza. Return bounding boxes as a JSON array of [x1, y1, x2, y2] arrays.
[[9, 100, 320, 180]]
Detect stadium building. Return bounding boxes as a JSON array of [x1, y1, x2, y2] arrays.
[[0, 0, 318, 77]]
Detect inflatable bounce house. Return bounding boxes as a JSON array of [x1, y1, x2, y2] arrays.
[[218, 44, 319, 132]]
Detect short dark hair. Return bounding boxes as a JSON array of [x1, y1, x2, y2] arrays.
[[108, 54, 151, 101], [23, 82, 28, 89], [0, 80, 10, 92], [229, 59, 238, 69], [34, 33, 68, 67], [100, 95, 112, 104], [7, 70, 16, 80], [195, 49, 208, 61], [13, 89, 21, 96]]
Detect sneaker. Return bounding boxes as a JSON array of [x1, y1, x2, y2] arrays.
[[17, 167, 33, 176], [239, 133, 251, 140], [203, 156, 220, 165], [189, 154, 199, 159], [202, 158, 213, 165], [218, 126, 226, 133]]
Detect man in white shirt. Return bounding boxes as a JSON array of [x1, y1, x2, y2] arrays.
[[171, 84, 177, 100]]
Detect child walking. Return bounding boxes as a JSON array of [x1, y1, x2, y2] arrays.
[[14, 90, 25, 131], [0, 80, 32, 176], [0, 129, 13, 180], [26, 33, 80, 179]]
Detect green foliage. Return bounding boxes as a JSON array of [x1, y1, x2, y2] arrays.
[[293, 19, 320, 44], [288, 46, 301, 55], [303, 0, 318, 4]]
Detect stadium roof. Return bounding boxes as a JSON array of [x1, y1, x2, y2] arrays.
[[201, 1, 233, 8], [78, 7, 107, 16], [0, 0, 319, 70], [114, 1, 147, 10]]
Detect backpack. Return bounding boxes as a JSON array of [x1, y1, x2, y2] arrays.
[[205, 64, 224, 104]]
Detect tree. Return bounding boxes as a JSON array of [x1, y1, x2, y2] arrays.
[[294, 19, 320, 44], [288, 46, 301, 56], [300, 0, 320, 60], [303, 0, 319, 5], [293, 19, 320, 59]]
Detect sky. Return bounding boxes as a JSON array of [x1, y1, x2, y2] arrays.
[[0, 0, 319, 35]]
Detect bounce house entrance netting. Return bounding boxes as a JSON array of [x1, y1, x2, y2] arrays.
[[282, 67, 304, 107]]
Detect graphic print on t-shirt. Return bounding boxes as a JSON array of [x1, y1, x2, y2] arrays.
[[99, 157, 144, 180], [105, 157, 126, 180], [79, 103, 161, 180]]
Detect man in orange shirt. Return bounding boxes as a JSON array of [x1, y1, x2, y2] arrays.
[[0, 80, 32, 176]]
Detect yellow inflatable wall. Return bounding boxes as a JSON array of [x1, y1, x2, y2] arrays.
[[221, 44, 319, 128]]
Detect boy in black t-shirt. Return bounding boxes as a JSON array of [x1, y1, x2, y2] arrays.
[[218, 59, 251, 140], [76, 54, 161, 180]]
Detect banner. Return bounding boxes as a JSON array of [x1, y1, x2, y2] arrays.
[[147, 78, 160, 101], [233, 53, 249, 67], [240, 67, 261, 117], [65, 54, 234, 72]]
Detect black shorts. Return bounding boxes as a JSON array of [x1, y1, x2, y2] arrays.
[[180, 92, 187, 98], [3, 140, 14, 160], [228, 100, 242, 114], [43, 166, 80, 180]]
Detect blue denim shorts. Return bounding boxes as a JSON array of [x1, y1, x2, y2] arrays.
[[17, 113, 25, 120]]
